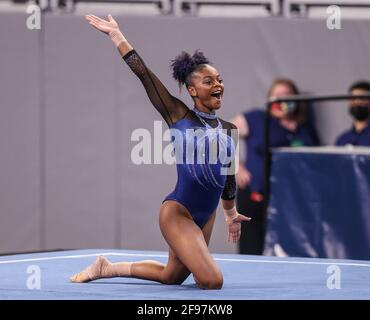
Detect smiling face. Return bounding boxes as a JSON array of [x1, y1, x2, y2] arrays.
[[186, 64, 224, 112]]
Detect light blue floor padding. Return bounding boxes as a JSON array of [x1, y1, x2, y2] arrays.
[[1, 249, 369, 300]]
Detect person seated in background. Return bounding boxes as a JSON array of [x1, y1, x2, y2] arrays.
[[336, 81, 370, 147], [230, 78, 319, 255]]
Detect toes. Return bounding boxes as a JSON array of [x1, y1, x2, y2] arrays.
[[70, 274, 77, 282]]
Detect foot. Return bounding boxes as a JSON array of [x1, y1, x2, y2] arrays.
[[70, 255, 110, 283]]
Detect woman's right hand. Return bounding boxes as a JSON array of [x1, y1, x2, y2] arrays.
[[235, 164, 252, 189], [85, 14, 120, 35]]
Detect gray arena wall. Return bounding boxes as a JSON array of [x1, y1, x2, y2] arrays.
[[1, 12, 370, 254]]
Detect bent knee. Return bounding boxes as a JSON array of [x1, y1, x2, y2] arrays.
[[197, 274, 223, 290], [161, 275, 187, 285]]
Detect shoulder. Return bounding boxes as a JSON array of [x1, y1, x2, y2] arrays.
[[335, 129, 351, 145], [243, 109, 265, 122], [219, 118, 237, 130], [244, 108, 264, 116], [339, 128, 352, 138], [242, 109, 265, 133]]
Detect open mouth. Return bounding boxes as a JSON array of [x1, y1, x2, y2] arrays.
[[211, 90, 222, 100]]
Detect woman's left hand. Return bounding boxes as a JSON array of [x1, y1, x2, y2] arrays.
[[226, 213, 251, 243]]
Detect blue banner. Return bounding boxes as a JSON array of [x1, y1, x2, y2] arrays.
[[264, 147, 370, 260]]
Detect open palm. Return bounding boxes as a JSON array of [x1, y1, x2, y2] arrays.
[[85, 14, 119, 35], [227, 213, 251, 243]]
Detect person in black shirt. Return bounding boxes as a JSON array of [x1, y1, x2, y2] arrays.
[[336, 81, 370, 146]]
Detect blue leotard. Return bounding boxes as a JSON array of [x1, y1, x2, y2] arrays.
[[123, 50, 237, 228], [164, 114, 235, 227]]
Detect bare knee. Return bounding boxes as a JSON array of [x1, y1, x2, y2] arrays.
[[197, 273, 223, 290], [161, 274, 187, 285]]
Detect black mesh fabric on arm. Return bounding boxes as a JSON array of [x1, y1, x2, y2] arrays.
[[221, 173, 236, 201], [219, 120, 237, 201], [123, 50, 189, 125]]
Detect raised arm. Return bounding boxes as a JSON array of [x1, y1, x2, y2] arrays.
[[85, 14, 188, 125]]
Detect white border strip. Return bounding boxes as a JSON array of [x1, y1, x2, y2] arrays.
[[1, 252, 370, 268]]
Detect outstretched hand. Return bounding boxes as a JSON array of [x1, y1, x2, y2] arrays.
[[85, 14, 119, 35], [226, 213, 251, 243], [85, 14, 131, 52]]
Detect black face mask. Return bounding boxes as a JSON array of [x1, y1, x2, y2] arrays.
[[349, 105, 370, 121]]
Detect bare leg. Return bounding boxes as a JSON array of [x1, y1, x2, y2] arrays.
[[71, 201, 221, 289], [70, 255, 133, 283], [192, 209, 216, 286], [158, 201, 223, 289], [128, 208, 216, 284]]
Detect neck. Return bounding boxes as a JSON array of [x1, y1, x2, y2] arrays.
[[354, 119, 369, 133], [192, 106, 217, 120], [194, 102, 214, 114], [280, 118, 298, 131]]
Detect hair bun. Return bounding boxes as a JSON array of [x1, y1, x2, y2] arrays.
[[171, 50, 209, 86]]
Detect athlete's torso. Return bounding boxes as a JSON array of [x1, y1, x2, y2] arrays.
[[164, 111, 235, 227]]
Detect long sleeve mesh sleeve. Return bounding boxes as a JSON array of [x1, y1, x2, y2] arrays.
[[220, 120, 237, 201], [221, 174, 236, 201], [123, 50, 189, 125]]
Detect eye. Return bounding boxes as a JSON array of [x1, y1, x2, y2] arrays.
[[203, 80, 212, 85], [218, 79, 223, 84]]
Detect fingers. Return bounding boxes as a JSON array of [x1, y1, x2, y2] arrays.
[[240, 214, 252, 221], [227, 223, 243, 243], [89, 14, 106, 23], [88, 20, 101, 32], [85, 15, 99, 24], [227, 229, 241, 243], [235, 227, 241, 242], [230, 231, 240, 243], [85, 14, 112, 34], [234, 227, 241, 243], [86, 14, 109, 29], [108, 14, 117, 23], [233, 214, 251, 223], [85, 15, 101, 28], [88, 20, 99, 30]]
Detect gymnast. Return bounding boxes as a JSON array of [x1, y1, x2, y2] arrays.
[[70, 14, 251, 290]]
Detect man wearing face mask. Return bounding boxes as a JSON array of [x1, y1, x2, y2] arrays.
[[336, 81, 370, 147]]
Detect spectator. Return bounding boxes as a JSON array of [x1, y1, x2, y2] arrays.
[[336, 81, 370, 146], [231, 78, 319, 255]]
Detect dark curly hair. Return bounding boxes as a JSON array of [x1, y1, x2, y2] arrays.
[[170, 50, 210, 87], [349, 80, 370, 93]]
